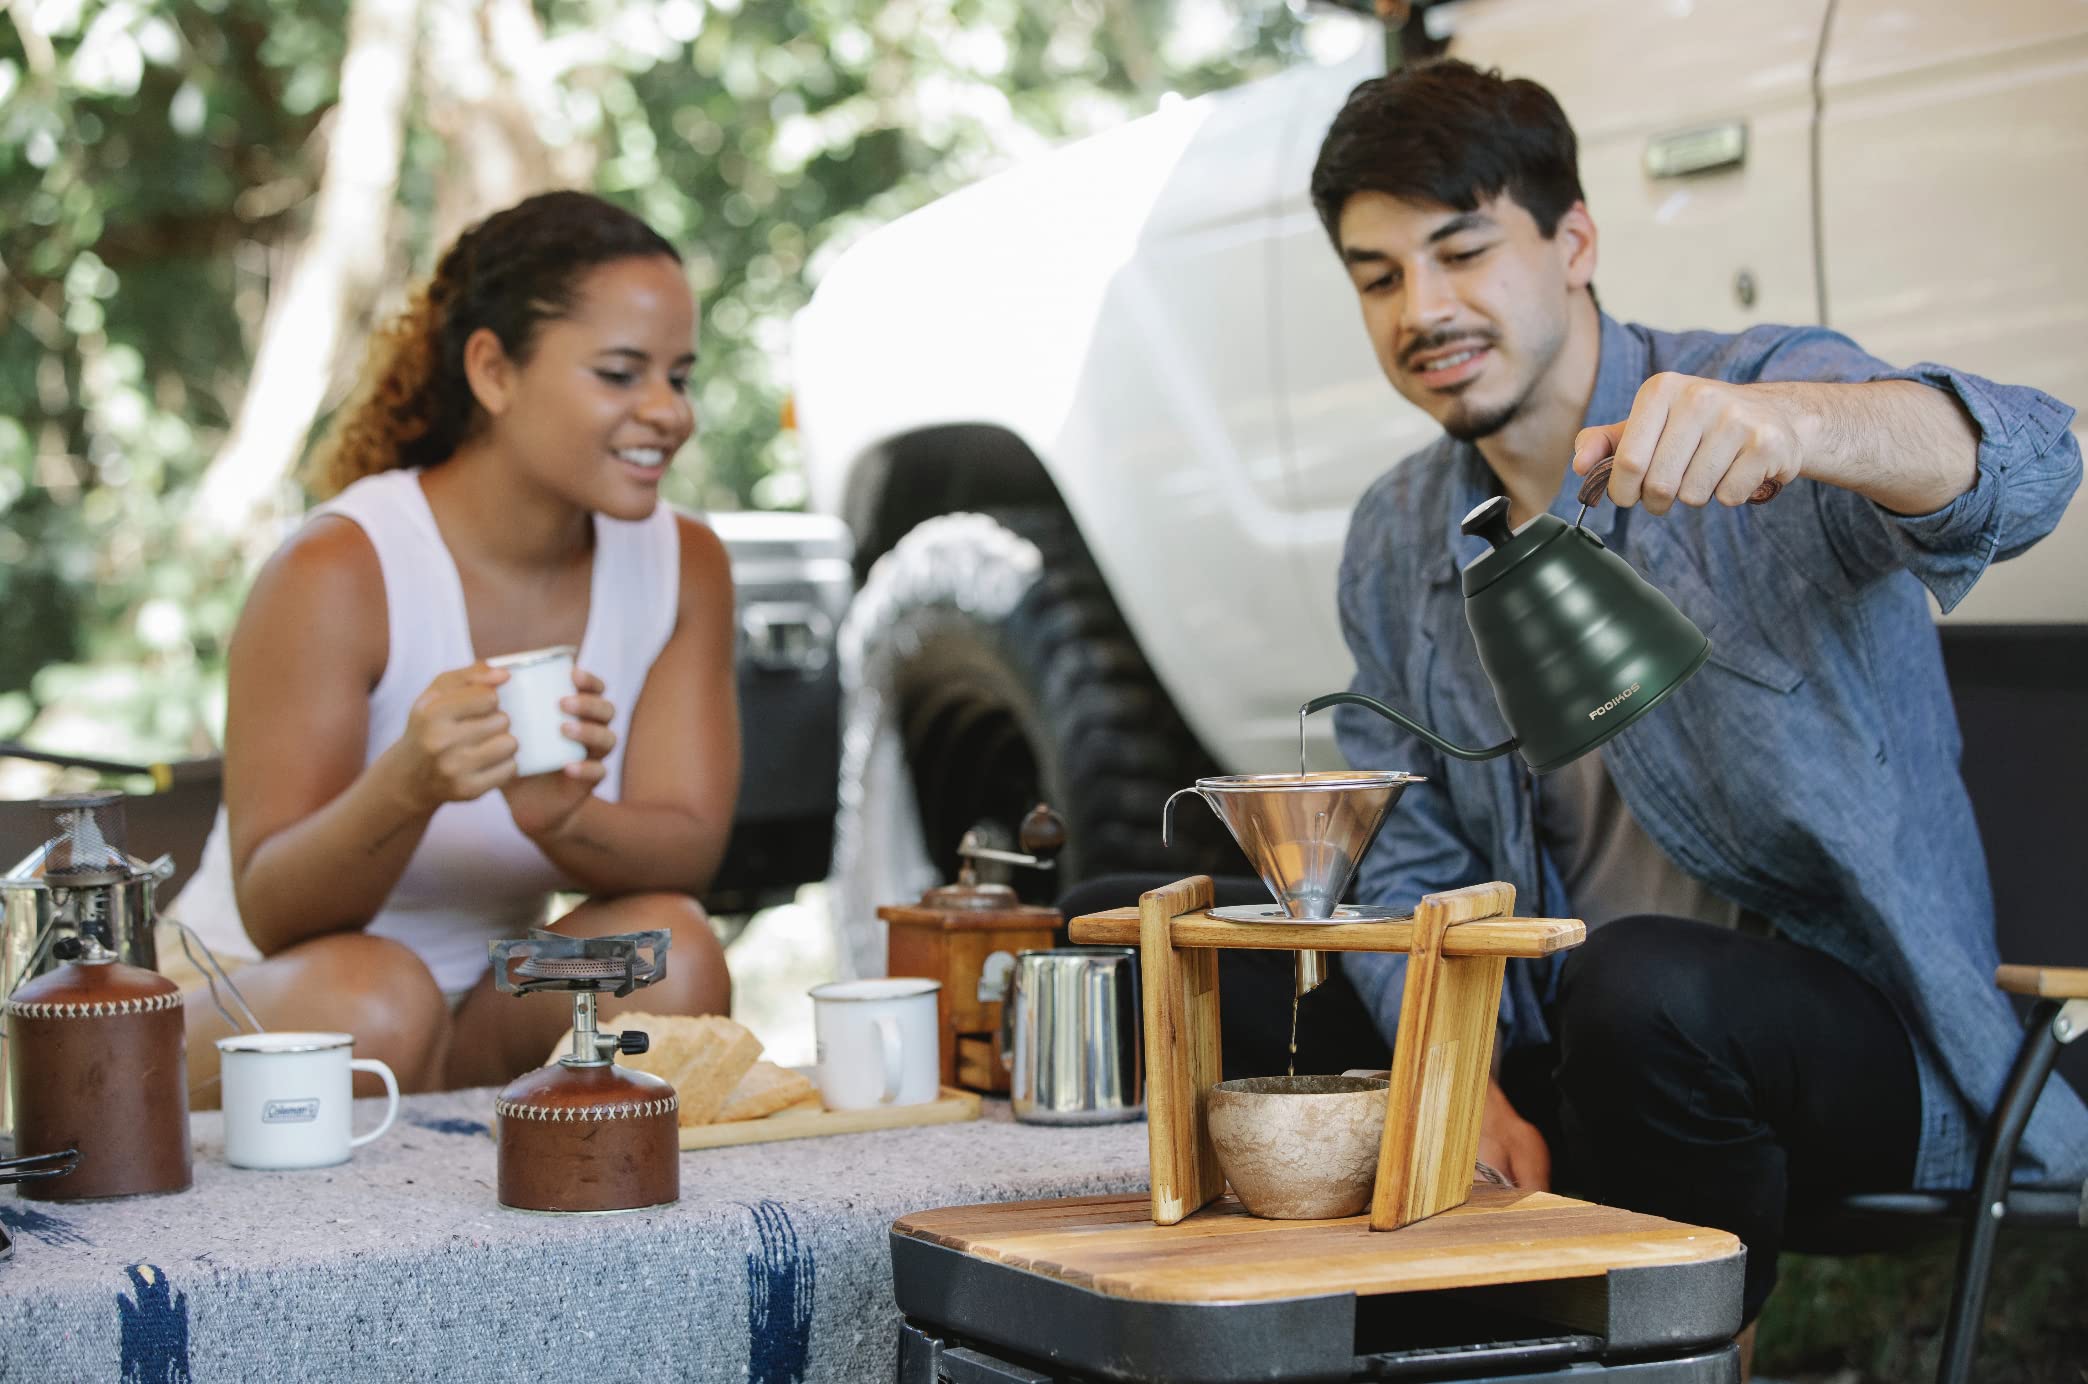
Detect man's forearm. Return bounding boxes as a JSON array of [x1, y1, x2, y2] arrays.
[[527, 796, 724, 897], [1767, 379, 1979, 516]]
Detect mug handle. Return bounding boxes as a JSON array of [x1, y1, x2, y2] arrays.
[[348, 1058, 401, 1148], [874, 1015, 903, 1104]]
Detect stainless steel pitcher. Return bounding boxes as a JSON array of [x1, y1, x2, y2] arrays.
[[986, 947, 1142, 1125]]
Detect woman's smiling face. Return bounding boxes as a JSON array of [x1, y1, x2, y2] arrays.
[[474, 253, 698, 521]]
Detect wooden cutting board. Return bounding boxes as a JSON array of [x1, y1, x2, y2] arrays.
[[893, 1187, 1742, 1302], [679, 1086, 980, 1150]]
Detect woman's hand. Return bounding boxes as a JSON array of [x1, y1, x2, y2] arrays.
[[1476, 1077, 1551, 1191], [391, 663, 519, 811], [502, 665, 617, 840]]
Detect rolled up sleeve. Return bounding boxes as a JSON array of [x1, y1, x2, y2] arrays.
[[1754, 328, 2083, 611]]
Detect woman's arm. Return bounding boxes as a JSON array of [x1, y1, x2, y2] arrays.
[[225, 518, 427, 953], [509, 514, 740, 894], [225, 518, 521, 954]]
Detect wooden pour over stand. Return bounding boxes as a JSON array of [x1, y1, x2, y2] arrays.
[[890, 876, 1748, 1382], [1068, 875, 1582, 1231]]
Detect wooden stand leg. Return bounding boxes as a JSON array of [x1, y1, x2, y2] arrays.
[[1371, 882, 1513, 1231], [1139, 875, 1223, 1226]]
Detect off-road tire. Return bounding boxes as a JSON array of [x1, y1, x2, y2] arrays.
[[828, 507, 1237, 971]]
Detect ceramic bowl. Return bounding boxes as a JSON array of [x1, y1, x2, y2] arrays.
[[1206, 1074, 1389, 1220]]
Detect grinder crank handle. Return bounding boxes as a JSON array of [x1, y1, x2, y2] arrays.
[[1577, 455, 1782, 511], [1016, 803, 1066, 862]]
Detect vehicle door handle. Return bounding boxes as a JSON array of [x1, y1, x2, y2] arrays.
[[1644, 120, 1747, 179]]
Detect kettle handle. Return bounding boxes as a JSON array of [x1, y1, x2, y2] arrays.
[[1578, 455, 1781, 509], [1161, 787, 1213, 848]]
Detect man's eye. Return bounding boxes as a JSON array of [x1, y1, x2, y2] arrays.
[[670, 374, 693, 394], [1365, 272, 1400, 293], [595, 369, 636, 386], [1448, 246, 1490, 264]]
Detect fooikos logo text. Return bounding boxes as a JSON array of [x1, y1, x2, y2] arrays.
[[1588, 682, 1643, 721]]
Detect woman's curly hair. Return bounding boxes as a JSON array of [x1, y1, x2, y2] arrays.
[[310, 190, 680, 497]]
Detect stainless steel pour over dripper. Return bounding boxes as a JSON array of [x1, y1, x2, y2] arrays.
[[1163, 770, 1423, 998]]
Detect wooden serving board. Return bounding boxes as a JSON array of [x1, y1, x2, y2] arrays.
[[893, 1187, 1741, 1304], [679, 1086, 980, 1150]]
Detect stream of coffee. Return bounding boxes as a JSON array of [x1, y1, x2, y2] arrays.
[[1288, 992, 1299, 1077], [1292, 710, 1312, 1076]]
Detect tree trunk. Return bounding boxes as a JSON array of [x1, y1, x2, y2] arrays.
[[186, 0, 420, 551], [421, 0, 596, 250]]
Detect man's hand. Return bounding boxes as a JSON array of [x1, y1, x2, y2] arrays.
[[1572, 373, 1805, 516], [1477, 1078, 1551, 1191]]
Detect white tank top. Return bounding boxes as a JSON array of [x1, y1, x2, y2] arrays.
[[176, 469, 683, 991]]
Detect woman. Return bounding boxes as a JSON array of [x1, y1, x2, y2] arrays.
[[179, 191, 737, 1095]]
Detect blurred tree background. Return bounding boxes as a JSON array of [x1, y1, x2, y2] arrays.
[[0, 0, 1343, 765]]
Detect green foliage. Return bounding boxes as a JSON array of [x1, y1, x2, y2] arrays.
[[1, 0, 334, 754], [0, 0, 1325, 760], [1757, 1240, 2088, 1382]]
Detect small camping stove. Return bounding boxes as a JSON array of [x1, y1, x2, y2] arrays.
[[488, 929, 678, 1214]]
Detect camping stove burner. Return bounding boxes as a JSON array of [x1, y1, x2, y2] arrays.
[[490, 929, 668, 999], [514, 955, 629, 981]]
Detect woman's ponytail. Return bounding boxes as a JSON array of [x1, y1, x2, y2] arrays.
[[307, 274, 452, 498]]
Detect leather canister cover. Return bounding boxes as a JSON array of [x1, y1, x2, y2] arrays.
[[6, 958, 192, 1200], [495, 1062, 679, 1213]]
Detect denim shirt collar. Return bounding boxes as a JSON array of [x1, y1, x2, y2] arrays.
[[1435, 314, 1647, 585]]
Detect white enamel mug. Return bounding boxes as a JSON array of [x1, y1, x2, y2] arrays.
[[216, 1032, 400, 1171], [808, 978, 940, 1110], [488, 644, 587, 778]]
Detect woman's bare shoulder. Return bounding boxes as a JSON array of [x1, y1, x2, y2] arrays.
[[234, 514, 389, 682], [671, 511, 733, 606]]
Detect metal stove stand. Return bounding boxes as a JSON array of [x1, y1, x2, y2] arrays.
[[891, 1232, 1742, 1384]]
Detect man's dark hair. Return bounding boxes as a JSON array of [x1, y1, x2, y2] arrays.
[[1309, 59, 1585, 247]]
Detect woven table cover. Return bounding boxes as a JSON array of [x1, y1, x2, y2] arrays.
[[0, 1088, 1148, 1382]]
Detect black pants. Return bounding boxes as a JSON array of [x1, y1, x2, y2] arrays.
[[1500, 915, 1923, 1324]]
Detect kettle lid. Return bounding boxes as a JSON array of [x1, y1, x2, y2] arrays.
[[1458, 496, 1575, 597]]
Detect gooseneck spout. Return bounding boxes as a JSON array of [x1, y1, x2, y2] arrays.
[[1299, 691, 1518, 767]]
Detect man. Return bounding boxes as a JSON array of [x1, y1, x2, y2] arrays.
[[1312, 59, 2087, 1330]]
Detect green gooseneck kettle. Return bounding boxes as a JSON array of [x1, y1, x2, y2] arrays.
[[1305, 460, 1779, 774]]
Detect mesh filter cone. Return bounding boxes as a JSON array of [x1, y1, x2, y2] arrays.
[[1192, 772, 1422, 919]]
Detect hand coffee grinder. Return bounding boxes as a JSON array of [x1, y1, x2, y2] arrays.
[[488, 929, 677, 1214], [881, 804, 1064, 1093]]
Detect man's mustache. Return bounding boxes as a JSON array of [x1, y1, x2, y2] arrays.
[[1400, 329, 1497, 371]]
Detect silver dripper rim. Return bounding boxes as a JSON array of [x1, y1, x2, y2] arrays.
[[1165, 770, 1422, 921]]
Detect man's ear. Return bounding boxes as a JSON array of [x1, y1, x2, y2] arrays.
[[462, 327, 516, 418], [1556, 201, 1598, 291]]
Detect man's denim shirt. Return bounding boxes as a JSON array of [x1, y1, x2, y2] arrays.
[[1334, 314, 2087, 1191]]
